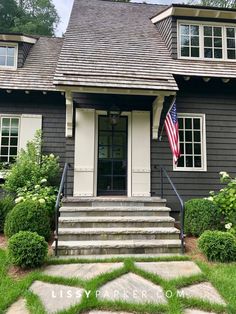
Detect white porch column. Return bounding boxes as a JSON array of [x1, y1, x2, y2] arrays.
[[131, 111, 151, 197], [74, 108, 96, 196], [65, 91, 73, 138], [152, 95, 165, 140]]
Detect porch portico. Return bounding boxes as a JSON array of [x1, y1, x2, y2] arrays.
[[63, 89, 176, 198]]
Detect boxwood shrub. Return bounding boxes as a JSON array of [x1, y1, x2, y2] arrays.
[[0, 195, 15, 233], [184, 198, 222, 236], [4, 200, 50, 241], [8, 231, 48, 268], [198, 230, 236, 263]]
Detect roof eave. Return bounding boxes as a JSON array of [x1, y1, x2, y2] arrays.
[[151, 5, 236, 24], [0, 34, 38, 44]]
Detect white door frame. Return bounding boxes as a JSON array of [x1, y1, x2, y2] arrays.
[[94, 111, 132, 197]]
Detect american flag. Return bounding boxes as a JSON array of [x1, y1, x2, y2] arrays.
[[164, 102, 181, 164]]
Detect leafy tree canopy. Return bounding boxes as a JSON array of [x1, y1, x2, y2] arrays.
[[189, 0, 236, 8], [0, 0, 59, 36]]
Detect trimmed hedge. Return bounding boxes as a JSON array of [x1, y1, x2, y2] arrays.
[[0, 196, 15, 233], [184, 198, 222, 237], [4, 200, 50, 240], [198, 230, 236, 263], [8, 231, 48, 268]]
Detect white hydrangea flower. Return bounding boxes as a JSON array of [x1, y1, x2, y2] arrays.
[[225, 223, 233, 230], [15, 197, 24, 204], [207, 196, 214, 201], [35, 185, 40, 189], [49, 153, 55, 158], [219, 171, 230, 179], [40, 178, 47, 184], [39, 198, 46, 204]]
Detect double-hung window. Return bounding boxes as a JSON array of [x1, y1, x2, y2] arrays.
[[174, 114, 206, 171], [0, 117, 20, 163], [179, 22, 236, 61], [0, 43, 18, 69]]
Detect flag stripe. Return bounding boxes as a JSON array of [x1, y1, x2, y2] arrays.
[[164, 102, 181, 164]]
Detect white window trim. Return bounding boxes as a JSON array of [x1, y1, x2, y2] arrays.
[[0, 42, 18, 70], [173, 113, 207, 172], [0, 114, 21, 164], [177, 20, 236, 62]]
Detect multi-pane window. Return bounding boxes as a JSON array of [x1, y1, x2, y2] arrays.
[[226, 27, 236, 59], [179, 22, 236, 61], [0, 44, 17, 68], [180, 24, 200, 58], [0, 117, 20, 163], [175, 115, 206, 171], [204, 26, 223, 59]]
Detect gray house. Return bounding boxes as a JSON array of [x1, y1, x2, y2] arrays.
[[1, 0, 236, 257]]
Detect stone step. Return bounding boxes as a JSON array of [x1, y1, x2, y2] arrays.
[[58, 227, 180, 241], [50, 253, 181, 260], [59, 206, 171, 217], [53, 239, 182, 256], [58, 216, 175, 228], [63, 197, 167, 208]]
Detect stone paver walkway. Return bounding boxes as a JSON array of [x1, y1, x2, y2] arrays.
[[43, 263, 123, 280], [30, 281, 84, 314], [135, 261, 202, 280], [184, 309, 218, 314], [85, 310, 131, 314], [9, 261, 225, 314], [98, 272, 167, 304], [6, 298, 29, 314], [178, 282, 226, 305]]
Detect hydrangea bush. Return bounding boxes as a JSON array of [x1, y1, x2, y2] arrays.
[[208, 171, 236, 230], [2, 131, 60, 232], [4, 131, 60, 193]]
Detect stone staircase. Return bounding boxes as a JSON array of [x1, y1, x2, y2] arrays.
[[53, 197, 182, 257]]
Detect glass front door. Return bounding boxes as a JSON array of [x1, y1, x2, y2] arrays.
[[97, 116, 128, 195]]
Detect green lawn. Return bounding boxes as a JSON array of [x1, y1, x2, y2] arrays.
[[0, 248, 235, 314]]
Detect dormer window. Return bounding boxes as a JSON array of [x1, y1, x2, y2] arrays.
[[0, 43, 18, 69], [178, 21, 236, 61]]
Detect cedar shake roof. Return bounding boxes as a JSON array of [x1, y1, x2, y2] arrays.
[[0, 37, 63, 91], [53, 0, 178, 91]]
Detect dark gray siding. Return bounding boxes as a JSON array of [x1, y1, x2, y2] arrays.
[[0, 90, 66, 179], [152, 77, 236, 215], [156, 17, 177, 59], [18, 43, 33, 68]]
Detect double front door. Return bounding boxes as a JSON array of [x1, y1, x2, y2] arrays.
[[97, 116, 128, 195]]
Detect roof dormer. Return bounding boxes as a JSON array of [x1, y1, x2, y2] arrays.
[[0, 33, 37, 70], [152, 4, 236, 62]]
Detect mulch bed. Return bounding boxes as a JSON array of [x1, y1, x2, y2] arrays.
[[185, 236, 207, 262]]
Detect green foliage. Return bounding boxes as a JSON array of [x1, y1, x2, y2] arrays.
[[0, 0, 59, 36], [8, 231, 48, 268], [189, 0, 236, 8], [228, 226, 236, 238], [0, 0, 20, 33], [4, 131, 60, 194], [198, 230, 236, 262], [184, 198, 222, 236], [0, 196, 15, 233], [209, 172, 236, 225], [4, 200, 50, 240], [15, 182, 57, 227]]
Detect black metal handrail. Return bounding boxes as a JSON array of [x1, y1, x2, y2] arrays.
[[54, 163, 70, 257], [155, 165, 185, 255]]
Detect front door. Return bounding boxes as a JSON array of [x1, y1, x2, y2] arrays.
[[97, 115, 128, 195]]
